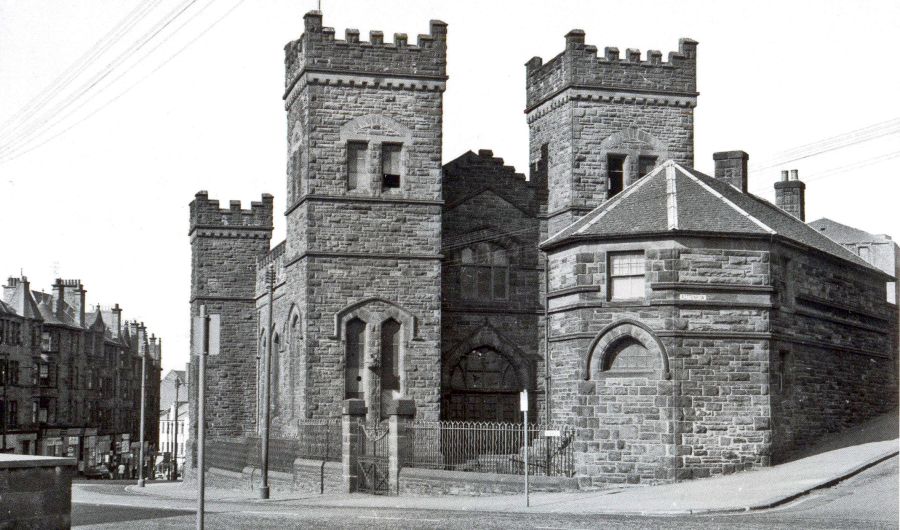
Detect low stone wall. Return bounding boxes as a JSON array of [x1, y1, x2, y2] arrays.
[[200, 458, 342, 495], [0, 454, 77, 529], [399, 467, 578, 496]]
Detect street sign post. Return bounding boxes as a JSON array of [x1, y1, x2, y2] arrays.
[[193, 306, 219, 530], [520, 389, 529, 508]]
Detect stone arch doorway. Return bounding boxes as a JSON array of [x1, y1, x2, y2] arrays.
[[442, 346, 523, 423]]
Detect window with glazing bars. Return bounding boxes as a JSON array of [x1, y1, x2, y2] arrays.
[[608, 252, 646, 300]]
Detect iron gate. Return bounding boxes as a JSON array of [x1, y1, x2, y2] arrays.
[[356, 419, 390, 494]]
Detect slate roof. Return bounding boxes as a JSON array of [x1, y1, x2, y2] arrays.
[[808, 218, 892, 245], [541, 161, 887, 277]]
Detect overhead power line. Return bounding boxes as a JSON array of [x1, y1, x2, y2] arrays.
[[0, 0, 247, 166], [748, 117, 900, 173], [0, 0, 205, 160], [0, 0, 164, 143]]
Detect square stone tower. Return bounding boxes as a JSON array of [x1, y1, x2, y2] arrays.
[[526, 32, 698, 235], [279, 12, 447, 422]]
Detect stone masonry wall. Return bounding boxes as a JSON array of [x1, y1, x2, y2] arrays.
[[527, 33, 696, 236], [188, 193, 273, 449], [441, 152, 545, 418], [769, 243, 898, 461], [547, 238, 773, 484]]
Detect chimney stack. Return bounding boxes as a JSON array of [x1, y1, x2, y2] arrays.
[[775, 168, 806, 221], [713, 151, 749, 192], [54, 279, 65, 320]]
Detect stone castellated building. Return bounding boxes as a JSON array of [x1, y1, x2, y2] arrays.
[[189, 11, 898, 485]]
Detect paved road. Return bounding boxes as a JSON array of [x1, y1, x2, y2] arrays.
[[73, 457, 899, 529]]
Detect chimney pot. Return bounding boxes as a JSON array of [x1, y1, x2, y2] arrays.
[[781, 170, 789, 182], [790, 169, 799, 181]]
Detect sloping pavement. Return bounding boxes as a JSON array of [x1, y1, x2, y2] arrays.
[[117, 437, 898, 516]]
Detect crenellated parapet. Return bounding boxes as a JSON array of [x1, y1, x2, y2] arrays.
[[284, 10, 447, 97], [188, 191, 274, 238], [525, 30, 697, 111]]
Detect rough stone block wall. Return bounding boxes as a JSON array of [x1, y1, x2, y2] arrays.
[[769, 244, 898, 460], [526, 36, 697, 110], [188, 193, 273, 448], [527, 35, 696, 236], [440, 150, 549, 419], [547, 239, 773, 484]]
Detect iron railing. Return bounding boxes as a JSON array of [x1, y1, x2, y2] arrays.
[[297, 417, 342, 462], [402, 420, 575, 477]]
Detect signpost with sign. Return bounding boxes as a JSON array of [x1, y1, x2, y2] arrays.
[[192, 306, 219, 530], [520, 389, 529, 508]]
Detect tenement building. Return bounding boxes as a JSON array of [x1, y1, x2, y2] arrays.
[[188, 11, 899, 484], [0, 276, 161, 476]]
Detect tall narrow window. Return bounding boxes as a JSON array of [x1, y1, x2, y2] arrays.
[[609, 251, 646, 300], [347, 142, 367, 190], [381, 143, 402, 190], [460, 248, 477, 300], [345, 319, 365, 400], [638, 156, 657, 178], [381, 319, 401, 393], [608, 155, 626, 197], [492, 249, 509, 300]]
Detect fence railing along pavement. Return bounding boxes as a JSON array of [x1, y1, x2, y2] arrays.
[[402, 420, 575, 477]]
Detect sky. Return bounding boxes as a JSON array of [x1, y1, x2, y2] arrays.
[[1, 0, 899, 375]]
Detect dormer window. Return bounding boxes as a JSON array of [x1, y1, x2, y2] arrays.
[[381, 143, 402, 190]]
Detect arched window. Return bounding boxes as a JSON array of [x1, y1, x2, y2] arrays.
[[460, 243, 508, 301], [443, 347, 522, 423], [380, 319, 401, 419], [271, 331, 280, 410], [345, 318, 365, 400]]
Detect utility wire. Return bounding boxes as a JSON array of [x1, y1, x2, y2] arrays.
[[0, 0, 204, 159], [0, 0, 163, 142], [0, 0, 223, 163], [0, 0, 247, 166]]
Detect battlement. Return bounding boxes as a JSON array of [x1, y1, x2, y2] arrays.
[[189, 191, 274, 232], [525, 31, 697, 110], [284, 11, 447, 91]]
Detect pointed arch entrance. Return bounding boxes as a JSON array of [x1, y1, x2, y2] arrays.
[[442, 346, 523, 423]]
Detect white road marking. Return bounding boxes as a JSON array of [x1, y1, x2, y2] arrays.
[[359, 515, 441, 522]]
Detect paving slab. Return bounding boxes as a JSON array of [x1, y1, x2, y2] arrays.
[[123, 438, 899, 515]]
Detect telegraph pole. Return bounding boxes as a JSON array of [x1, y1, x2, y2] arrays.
[[137, 332, 147, 488], [172, 376, 181, 481], [259, 264, 274, 500], [2, 354, 7, 452]]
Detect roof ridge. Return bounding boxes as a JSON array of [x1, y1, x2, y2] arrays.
[[665, 164, 678, 230], [674, 163, 776, 235]]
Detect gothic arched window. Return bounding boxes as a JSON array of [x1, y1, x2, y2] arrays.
[[460, 243, 508, 301], [345, 318, 365, 400]]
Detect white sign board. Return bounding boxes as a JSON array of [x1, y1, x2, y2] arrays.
[[519, 390, 529, 412], [192, 314, 221, 356], [544, 430, 561, 437], [679, 293, 708, 301]]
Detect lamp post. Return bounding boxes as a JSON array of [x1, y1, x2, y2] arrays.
[[172, 376, 181, 481], [259, 263, 274, 500], [1, 353, 7, 452], [137, 333, 147, 488]]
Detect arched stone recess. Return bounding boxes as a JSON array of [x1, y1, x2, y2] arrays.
[[584, 319, 671, 380], [333, 298, 418, 420], [442, 323, 539, 392], [339, 113, 413, 144], [283, 303, 303, 422], [332, 297, 418, 343], [599, 127, 668, 159]]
